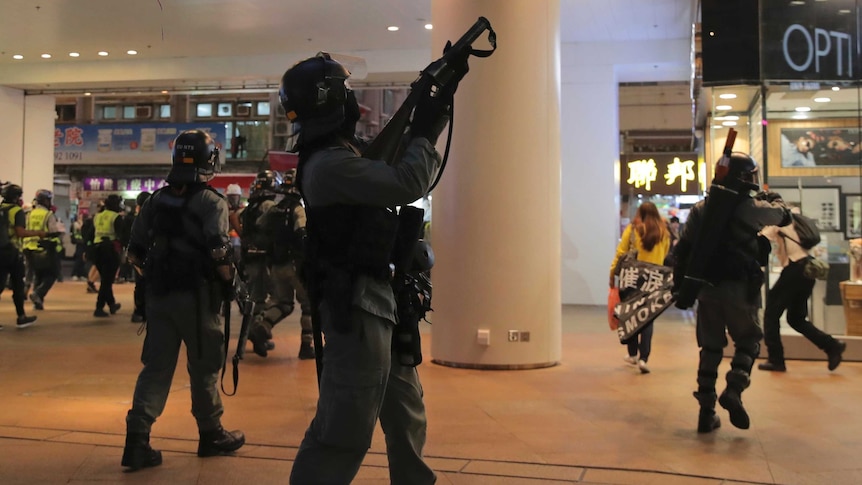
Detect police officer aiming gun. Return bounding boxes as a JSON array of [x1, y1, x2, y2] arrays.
[[281, 52, 448, 484], [122, 129, 244, 471]]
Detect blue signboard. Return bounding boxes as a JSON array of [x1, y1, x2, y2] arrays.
[[54, 122, 225, 165]]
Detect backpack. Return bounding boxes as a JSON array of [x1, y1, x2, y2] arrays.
[[0, 204, 12, 248], [788, 213, 821, 250]]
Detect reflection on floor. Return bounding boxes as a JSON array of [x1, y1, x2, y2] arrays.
[[0, 282, 860, 484]]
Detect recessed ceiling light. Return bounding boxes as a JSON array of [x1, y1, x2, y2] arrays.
[[84, 92, 91, 96], [98, 51, 109, 56], [839, 9, 852, 14], [424, 23, 433, 30], [790, 0, 805, 5], [387, 26, 399, 31], [721, 121, 737, 126], [792, 113, 808, 119], [127, 50, 138, 55], [41, 53, 51, 59], [712, 125, 722, 128], [709, 31, 715, 37], [161, 90, 168, 94], [715, 105, 733, 110], [832, 86, 841, 91], [12, 54, 23, 60], [814, 97, 831, 103], [795, 106, 811, 112], [69, 52, 80, 57], [719, 93, 737, 99]]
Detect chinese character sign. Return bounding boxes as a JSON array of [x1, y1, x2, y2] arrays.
[[622, 153, 700, 195], [55, 123, 225, 165]]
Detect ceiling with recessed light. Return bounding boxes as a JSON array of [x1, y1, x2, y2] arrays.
[[0, 0, 696, 92]]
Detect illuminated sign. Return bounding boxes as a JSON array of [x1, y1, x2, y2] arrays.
[[622, 153, 701, 196]]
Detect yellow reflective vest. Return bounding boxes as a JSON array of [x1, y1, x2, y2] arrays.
[[94, 209, 120, 242], [23, 206, 60, 252]]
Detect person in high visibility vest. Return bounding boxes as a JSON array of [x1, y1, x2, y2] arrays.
[[23, 189, 62, 311], [0, 184, 43, 329], [92, 194, 125, 317]]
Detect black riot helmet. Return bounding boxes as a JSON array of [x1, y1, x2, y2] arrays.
[[167, 130, 220, 184], [35, 189, 53, 208], [1, 184, 23, 203], [104, 194, 124, 212], [251, 170, 282, 199], [136, 191, 151, 207], [278, 52, 361, 148], [713, 151, 760, 193]]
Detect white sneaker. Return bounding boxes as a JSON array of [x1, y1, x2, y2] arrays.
[[623, 355, 638, 366], [638, 360, 650, 374]]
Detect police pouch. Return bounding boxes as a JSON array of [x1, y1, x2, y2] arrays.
[[391, 206, 433, 367]]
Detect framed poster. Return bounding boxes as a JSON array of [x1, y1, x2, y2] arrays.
[[843, 194, 862, 240], [780, 127, 862, 168], [770, 186, 841, 232]]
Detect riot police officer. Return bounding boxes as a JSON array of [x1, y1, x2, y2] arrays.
[[23, 189, 61, 311], [130, 192, 151, 323], [674, 152, 791, 433], [92, 194, 124, 317], [281, 52, 447, 485], [122, 129, 244, 471], [239, 170, 280, 356], [250, 169, 315, 360], [0, 184, 41, 329]]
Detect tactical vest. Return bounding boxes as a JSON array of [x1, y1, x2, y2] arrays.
[[240, 198, 274, 253], [94, 209, 120, 242], [144, 185, 214, 293], [269, 195, 303, 264], [305, 205, 399, 279], [23, 206, 60, 252]]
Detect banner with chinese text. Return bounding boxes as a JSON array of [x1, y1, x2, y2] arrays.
[[622, 153, 701, 196], [55, 123, 225, 165], [614, 259, 675, 343]]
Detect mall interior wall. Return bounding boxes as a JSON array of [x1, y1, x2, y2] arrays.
[[0, 87, 26, 189]]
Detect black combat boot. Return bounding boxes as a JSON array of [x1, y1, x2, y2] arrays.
[[198, 425, 245, 457], [298, 341, 315, 360], [718, 387, 750, 429], [693, 391, 721, 433], [248, 321, 271, 357], [121, 432, 162, 471]]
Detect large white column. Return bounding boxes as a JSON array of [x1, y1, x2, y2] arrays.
[[0, 87, 26, 186], [430, 0, 562, 368], [560, 49, 620, 305], [22, 96, 56, 200]]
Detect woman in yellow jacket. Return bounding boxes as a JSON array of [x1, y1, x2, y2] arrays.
[[609, 202, 670, 373]]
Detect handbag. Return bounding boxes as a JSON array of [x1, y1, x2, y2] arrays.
[[803, 256, 829, 280], [607, 287, 620, 330], [613, 225, 639, 277]]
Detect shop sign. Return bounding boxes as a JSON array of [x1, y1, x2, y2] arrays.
[[54, 122, 224, 165], [82, 177, 167, 193], [622, 153, 700, 196], [761, 0, 860, 81]]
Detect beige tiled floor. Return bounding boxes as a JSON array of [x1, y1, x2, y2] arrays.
[[0, 282, 860, 484]]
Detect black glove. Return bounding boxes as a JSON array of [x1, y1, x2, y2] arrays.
[[411, 83, 455, 145], [44, 232, 62, 238]]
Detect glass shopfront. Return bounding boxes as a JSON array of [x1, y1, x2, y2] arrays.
[[702, 0, 862, 335]]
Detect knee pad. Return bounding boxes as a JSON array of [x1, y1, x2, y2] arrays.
[[726, 368, 751, 391], [699, 347, 723, 370]]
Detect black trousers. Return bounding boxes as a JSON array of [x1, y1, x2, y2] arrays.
[[94, 242, 120, 309], [0, 247, 29, 317], [763, 258, 837, 364]]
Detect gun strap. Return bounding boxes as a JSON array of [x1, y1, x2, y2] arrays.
[[220, 296, 238, 396], [312, 307, 324, 387]]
